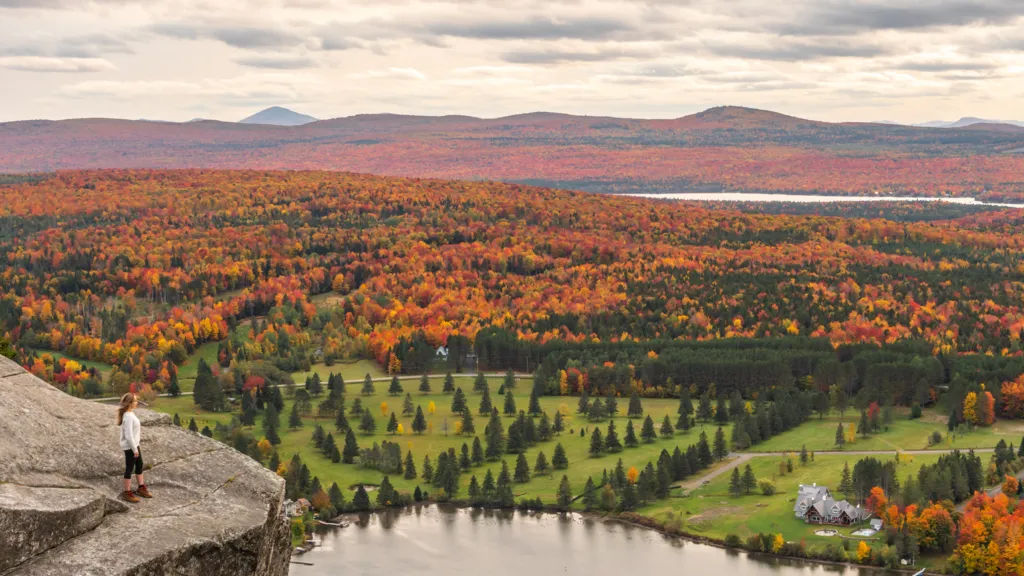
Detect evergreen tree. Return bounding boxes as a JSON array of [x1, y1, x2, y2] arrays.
[[201, 426, 212, 438], [514, 453, 531, 483], [479, 384, 492, 415], [412, 406, 427, 434], [605, 421, 622, 452], [328, 482, 345, 511], [468, 475, 481, 502], [537, 411, 552, 441], [350, 398, 363, 416], [835, 422, 846, 448], [624, 420, 639, 447], [534, 451, 550, 476], [589, 427, 604, 457], [696, 392, 713, 423], [443, 372, 455, 393], [577, 388, 590, 414], [168, 371, 181, 397], [193, 358, 225, 412], [404, 451, 417, 480], [262, 403, 279, 435], [402, 392, 415, 415], [240, 392, 256, 426], [800, 444, 809, 465], [312, 424, 326, 449], [506, 418, 526, 454], [503, 368, 516, 391], [553, 411, 565, 435], [419, 373, 431, 394], [421, 455, 434, 482], [460, 409, 475, 435], [473, 372, 487, 393], [587, 400, 608, 421], [715, 394, 729, 425], [361, 373, 374, 396], [321, 433, 337, 459], [359, 409, 376, 435], [604, 394, 618, 418], [620, 479, 639, 510], [838, 461, 853, 499], [495, 461, 514, 507], [528, 389, 542, 416], [627, 389, 643, 418], [352, 484, 370, 511], [471, 436, 484, 465], [342, 429, 359, 463], [459, 443, 472, 470], [173, 413, 181, 427], [289, 403, 303, 429], [268, 451, 281, 473], [188, 417, 199, 433], [451, 387, 468, 414], [265, 417, 281, 446], [334, 403, 349, 432], [387, 412, 399, 434], [582, 477, 598, 511], [308, 373, 323, 397], [741, 464, 757, 494], [697, 431, 713, 468], [660, 415, 674, 437], [503, 388, 517, 416], [728, 467, 743, 496], [482, 469, 496, 501], [729, 389, 745, 421], [713, 426, 728, 460], [389, 376, 404, 396], [552, 443, 569, 469], [640, 415, 656, 443], [485, 411, 505, 459], [678, 389, 693, 420], [557, 475, 573, 510], [858, 409, 871, 437]]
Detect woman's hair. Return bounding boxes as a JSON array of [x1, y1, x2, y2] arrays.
[[117, 393, 137, 426]]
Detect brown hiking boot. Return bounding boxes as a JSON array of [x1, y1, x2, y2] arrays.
[[135, 485, 153, 499], [122, 490, 140, 503]]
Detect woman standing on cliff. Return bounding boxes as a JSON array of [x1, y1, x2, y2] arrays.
[[118, 393, 153, 503]]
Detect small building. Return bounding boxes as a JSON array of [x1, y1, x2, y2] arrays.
[[435, 346, 449, 361], [285, 498, 311, 517], [793, 483, 870, 527], [871, 518, 884, 531]]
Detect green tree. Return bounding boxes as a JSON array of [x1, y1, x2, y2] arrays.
[[696, 392, 713, 423], [552, 443, 569, 469], [640, 415, 657, 443], [352, 485, 371, 511], [342, 429, 359, 463], [478, 384, 492, 415], [388, 376, 403, 396], [624, 420, 639, 447], [728, 467, 743, 496], [471, 437, 484, 466], [459, 443, 471, 470], [460, 408, 475, 435], [503, 388, 517, 416], [361, 373, 374, 396], [534, 451, 550, 476], [359, 409, 376, 435], [605, 421, 622, 452], [514, 453, 531, 483], [835, 422, 846, 448], [627, 390, 643, 418], [604, 394, 618, 418], [451, 387, 467, 414], [419, 373, 431, 394], [402, 393, 415, 415], [858, 409, 870, 438], [412, 405, 427, 434], [473, 372, 487, 393], [265, 417, 281, 446], [589, 427, 604, 457], [715, 394, 729, 425], [421, 455, 434, 483], [697, 430, 713, 468], [484, 410, 505, 459], [577, 388, 590, 414], [800, 444, 809, 465], [289, 403, 303, 429], [838, 461, 853, 499], [582, 477, 598, 511], [553, 411, 565, 435], [660, 415, 674, 437], [386, 412, 399, 434], [404, 451, 417, 480], [328, 482, 345, 510], [556, 475, 573, 510], [741, 464, 757, 494], [443, 372, 455, 393], [713, 426, 728, 460]]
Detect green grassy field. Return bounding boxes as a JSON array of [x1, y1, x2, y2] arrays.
[[753, 408, 1024, 453], [291, 360, 387, 385], [176, 341, 221, 390], [641, 452, 943, 549], [150, 375, 729, 502], [31, 348, 114, 378]]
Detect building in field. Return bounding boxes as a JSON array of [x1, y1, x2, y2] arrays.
[[793, 484, 870, 526]]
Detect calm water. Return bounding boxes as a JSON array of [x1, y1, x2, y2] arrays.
[[625, 191, 1022, 208], [290, 505, 895, 576]]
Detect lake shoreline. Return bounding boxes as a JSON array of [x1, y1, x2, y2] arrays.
[[616, 191, 1024, 208]]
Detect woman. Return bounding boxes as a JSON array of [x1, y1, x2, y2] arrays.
[[117, 393, 153, 503]]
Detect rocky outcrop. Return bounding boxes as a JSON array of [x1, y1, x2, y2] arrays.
[[0, 356, 291, 575]]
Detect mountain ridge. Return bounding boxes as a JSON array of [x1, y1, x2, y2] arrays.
[[239, 106, 318, 126]]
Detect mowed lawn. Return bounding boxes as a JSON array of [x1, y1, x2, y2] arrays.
[[752, 408, 1019, 453], [149, 374, 730, 503], [641, 452, 944, 549]]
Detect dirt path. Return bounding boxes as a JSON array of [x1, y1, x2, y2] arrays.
[[676, 453, 755, 491]]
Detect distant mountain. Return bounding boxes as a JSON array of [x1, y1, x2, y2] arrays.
[[915, 117, 1024, 128], [239, 106, 317, 126]]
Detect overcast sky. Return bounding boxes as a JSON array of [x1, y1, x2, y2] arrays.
[[2, 0, 1023, 123]]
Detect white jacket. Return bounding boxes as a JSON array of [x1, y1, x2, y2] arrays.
[[120, 411, 141, 451]]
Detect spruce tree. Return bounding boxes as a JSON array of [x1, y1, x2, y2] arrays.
[[342, 429, 359, 463], [588, 400, 608, 422], [359, 409, 376, 435], [835, 422, 846, 448], [838, 461, 853, 499], [479, 384, 492, 415], [460, 409, 475, 435], [443, 372, 455, 393], [328, 482, 345, 510], [312, 424, 326, 449], [201, 426, 212, 438], [419, 373, 431, 394], [534, 451, 549, 476], [624, 420, 639, 447], [361, 373, 374, 396], [402, 392, 415, 415], [353, 485, 370, 511], [404, 450, 417, 479], [800, 444, 809, 465], [412, 406, 427, 434], [482, 469, 496, 500], [289, 403, 303, 429], [697, 431, 713, 468], [537, 411, 552, 441], [627, 390, 643, 418], [605, 421, 622, 452], [715, 394, 729, 425], [188, 417, 199, 432], [557, 475, 573, 510], [577, 388, 590, 414], [741, 464, 757, 494], [473, 372, 487, 393], [620, 479, 639, 510], [168, 371, 181, 397], [389, 376, 403, 396], [640, 415, 656, 443], [729, 389, 744, 421], [485, 411, 505, 459], [421, 455, 434, 482], [713, 426, 728, 460], [387, 412, 399, 434], [349, 398, 363, 416], [471, 436, 484, 465], [514, 453, 531, 483], [266, 417, 281, 446], [468, 475, 481, 502], [553, 411, 565, 435], [604, 394, 618, 418], [503, 388, 517, 416], [728, 467, 743, 496], [334, 406, 349, 433], [582, 477, 597, 511], [173, 413, 181, 427], [503, 368, 516, 391], [858, 409, 870, 437], [660, 415, 674, 437], [552, 443, 569, 469], [451, 387, 467, 414], [496, 461, 514, 507], [268, 451, 281, 473], [321, 432, 337, 458], [589, 427, 604, 457], [459, 443, 471, 470], [696, 392, 713, 423]]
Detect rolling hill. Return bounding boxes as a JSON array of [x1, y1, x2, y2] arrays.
[[239, 106, 318, 126], [2, 106, 1024, 201]]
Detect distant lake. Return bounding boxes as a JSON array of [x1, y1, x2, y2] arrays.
[[624, 192, 1022, 208], [290, 505, 896, 576]]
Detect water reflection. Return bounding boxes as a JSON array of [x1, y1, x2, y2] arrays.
[[291, 505, 900, 576]]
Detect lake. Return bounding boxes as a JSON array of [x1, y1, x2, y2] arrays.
[[624, 192, 1022, 208], [290, 505, 897, 576]]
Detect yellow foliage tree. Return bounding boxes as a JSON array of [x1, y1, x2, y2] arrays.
[[846, 422, 856, 443], [627, 466, 639, 484], [856, 541, 871, 563], [396, 423, 404, 435], [257, 438, 273, 459], [428, 401, 436, 415], [772, 534, 784, 553], [963, 392, 978, 424], [380, 402, 389, 416]]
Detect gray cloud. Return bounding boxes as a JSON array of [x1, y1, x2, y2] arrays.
[[425, 15, 643, 41], [234, 54, 318, 69], [151, 22, 306, 49], [895, 60, 998, 72], [502, 46, 659, 64], [705, 38, 893, 62], [774, 0, 1024, 35]]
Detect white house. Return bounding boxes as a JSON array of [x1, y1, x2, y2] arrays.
[[793, 483, 870, 526]]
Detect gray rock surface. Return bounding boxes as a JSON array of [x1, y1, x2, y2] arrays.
[[0, 356, 291, 576]]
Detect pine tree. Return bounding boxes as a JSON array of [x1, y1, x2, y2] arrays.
[[443, 372, 455, 393], [173, 413, 181, 427], [537, 411, 552, 441], [471, 436, 484, 465], [419, 373, 431, 394], [404, 451, 417, 479], [334, 406, 349, 433], [361, 373, 374, 396], [485, 411, 505, 459], [627, 390, 643, 418], [421, 455, 434, 482], [312, 424, 326, 449], [835, 422, 846, 448], [640, 415, 656, 443], [168, 370, 181, 397], [577, 388, 590, 414], [268, 451, 281, 473], [460, 409, 475, 435], [262, 403, 279, 435], [624, 420, 638, 447], [321, 432, 337, 458], [353, 484, 370, 511], [800, 444, 809, 465], [557, 475, 573, 510], [496, 461, 514, 507], [349, 398, 363, 416], [728, 467, 743, 496], [389, 376, 403, 396], [514, 453, 531, 483], [534, 451, 549, 476], [838, 461, 853, 499], [620, 479, 639, 511], [342, 429, 359, 463], [266, 417, 281, 446], [308, 373, 323, 397], [660, 415, 674, 437], [587, 400, 608, 422], [387, 412, 399, 434], [552, 442, 569, 469], [188, 417, 199, 432], [589, 427, 604, 457], [729, 389, 744, 421], [402, 392, 415, 415], [553, 411, 565, 435], [240, 393, 256, 426], [858, 409, 870, 437], [479, 384, 492, 415], [201, 426, 212, 438], [582, 477, 597, 511], [412, 406, 427, 434], [741, 464, 757, 494], [503, 388, 517, 415], [328, 482, 345, 510], [359, 409, 376, 435], [605, 421, 622, 452], [481, 469, 496, 500], [289, 403, 303, 429], [696, 392, 713, 423], [503, 369, 516, 391], [715, 394, 729, 425], [713, 426, 728, 460], [604, 394, 618, 418], [451, 387, 467, 414], [697, 431, 713, 468], [473, 372, 487, 393], [678, 389, 693, 419]]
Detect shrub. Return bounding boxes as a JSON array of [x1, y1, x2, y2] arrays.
[[910, 404, 922, 419], [929, 431, 944, 445], [758, 480, 776, 496], [724, 534, 742, 548]]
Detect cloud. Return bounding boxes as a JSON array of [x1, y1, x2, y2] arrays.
[[150, 22, 306, 49], [235, 54, 318, 69], [349, 67, 426, 80], [773, 0, 1024, 35], [0, 56, 116, 72], [424, 15, 641, 41], [56, 73, 322, 104], [502, 45, 659, 64], [704, 38, 893, 62]]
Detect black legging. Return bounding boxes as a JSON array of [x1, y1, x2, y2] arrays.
[[123, 447, 143, 479]]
